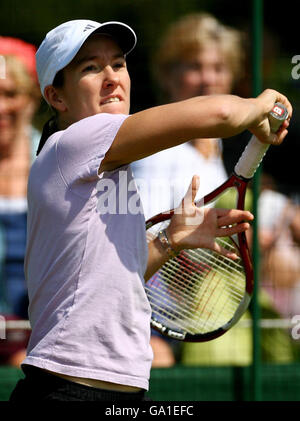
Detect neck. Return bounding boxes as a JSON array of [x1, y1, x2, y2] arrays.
[[57, 114, 73, 131]]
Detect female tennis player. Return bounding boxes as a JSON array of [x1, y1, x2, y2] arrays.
[[10, 19, 291, 401]]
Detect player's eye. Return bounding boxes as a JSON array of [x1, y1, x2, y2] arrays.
[[82, 64, 99, 73], [113, 60, 126, 70]]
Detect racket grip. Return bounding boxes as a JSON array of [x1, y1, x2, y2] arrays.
[[234, 103, 288, 179], [234, 138, 269, 179]]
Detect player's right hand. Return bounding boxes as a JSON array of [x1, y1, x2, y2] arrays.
[[249, 89, 292, 145]]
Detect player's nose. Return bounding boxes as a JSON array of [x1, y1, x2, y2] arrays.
[[102, 66, 120, 89]]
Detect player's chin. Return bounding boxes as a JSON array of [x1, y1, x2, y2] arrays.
[[99, 103, 129, 115]]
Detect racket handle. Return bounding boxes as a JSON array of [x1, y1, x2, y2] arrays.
[[234, 103, 288, 179], [234, 138, 269, 179]]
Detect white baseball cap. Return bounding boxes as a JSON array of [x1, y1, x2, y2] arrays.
[[36, 19, 137, 98]]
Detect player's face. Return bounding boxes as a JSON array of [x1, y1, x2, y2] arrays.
[[168, 42, 233, 101], [57, 34, 131, 123]]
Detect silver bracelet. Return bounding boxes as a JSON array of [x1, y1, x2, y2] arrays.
[[157, 229, 178, 258]]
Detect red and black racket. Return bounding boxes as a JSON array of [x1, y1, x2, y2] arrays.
[[145, 103, 288, 342]]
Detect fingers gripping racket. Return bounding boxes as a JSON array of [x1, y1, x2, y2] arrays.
[[145, 103, 288, 342]]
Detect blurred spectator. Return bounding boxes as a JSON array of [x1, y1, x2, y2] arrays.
[[0, 37, 40, 366], [259, 173, 300, 318], [132, 13, 248, 366]]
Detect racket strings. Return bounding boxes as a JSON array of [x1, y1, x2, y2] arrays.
[[149, 238, 245, 304], [145, 236, 246, 335], [189, 246, 246, 297], [153, 260, 242, 332], [148, 265, 242, 333]]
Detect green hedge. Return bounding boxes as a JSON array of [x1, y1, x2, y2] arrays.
[[149, 365, 300, 401], [1, 365, 300, 401]]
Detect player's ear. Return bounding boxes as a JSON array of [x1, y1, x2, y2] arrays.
[[44, 85, 67, 112]]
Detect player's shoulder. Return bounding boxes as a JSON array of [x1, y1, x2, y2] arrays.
[[58, 113, 129, 150], [66, 113, 128, 133]]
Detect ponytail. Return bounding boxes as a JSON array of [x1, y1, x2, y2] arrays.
[[36, 69, 64, 156], [36, 116, 58, 156]]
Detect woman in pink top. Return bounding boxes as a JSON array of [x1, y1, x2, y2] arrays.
[[10, 19, 291, 401]]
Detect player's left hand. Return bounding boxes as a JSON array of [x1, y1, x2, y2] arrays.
[[166, 175, 254, 259]]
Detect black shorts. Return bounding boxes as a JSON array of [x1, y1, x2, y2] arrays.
[[9, 365, 147, 402]]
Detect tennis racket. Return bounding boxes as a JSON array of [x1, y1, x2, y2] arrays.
[[145, 102, 288, 342]]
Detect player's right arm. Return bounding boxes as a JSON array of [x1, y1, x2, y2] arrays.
[[99, 89, 292, 172]]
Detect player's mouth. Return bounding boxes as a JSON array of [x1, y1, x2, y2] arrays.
[[101, 95, 122, 105]]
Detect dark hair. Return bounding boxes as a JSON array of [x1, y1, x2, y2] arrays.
[[52, 69, 65, 89], [36, 69, 65, 156]]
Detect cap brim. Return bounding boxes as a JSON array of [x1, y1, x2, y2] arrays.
[[92, 21, 137, 55]]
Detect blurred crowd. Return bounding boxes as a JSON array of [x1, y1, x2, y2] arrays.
[[0, 36, 40, 366], [0, 12, 299, 368]]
